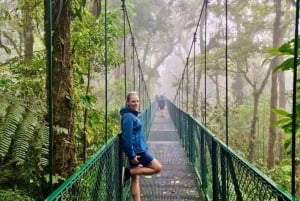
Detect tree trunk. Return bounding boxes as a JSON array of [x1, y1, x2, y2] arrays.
[[52, 0, 75, 177], [91, 0, 101, 19], [268, 68, 278, 168], [195, 16, 205, 119], [277, 71, 285, 161], [248, 94, 259, 162], [267, 0, 283, 169], [23, 9, 34, 61]]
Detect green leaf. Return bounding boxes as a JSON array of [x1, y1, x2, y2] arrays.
[[278, 43, 294, 55], [272, 108, 291, 117], [268, 48, 291, 56], [0, 104, 25, 157], [273, 57, 295, 72], [273, 117, 291, 127]]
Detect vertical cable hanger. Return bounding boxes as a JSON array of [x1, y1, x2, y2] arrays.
[[224, 1, 229, 200], [45, 0, 54, 193], [204, 0, 208, 126], [173, 0, 206, 115], [186, 58, 189, 112], [225, 0, 229, 146], [104, 0, 108, 143], [132, 36, 136, 91], [193, 32, 196, 117], [121, 0, 127, 98], [291, 0, 299, 196], [122, 1, 151, 109]]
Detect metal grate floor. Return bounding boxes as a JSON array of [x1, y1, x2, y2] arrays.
[[140, 109, 202, 201]]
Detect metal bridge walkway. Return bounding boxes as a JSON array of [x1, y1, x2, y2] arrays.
[[139, 108, 201, 201]]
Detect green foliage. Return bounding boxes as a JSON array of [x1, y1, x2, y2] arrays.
[[0, 96, 48, 165], [267, 158, 300, 195], [71, 7, 124, 161], [269, 36, 300, 157], [0, 100, 25, 158], [72, 10, 123, 75], [0, 189, 35, 201], [0, 94, 49, 200], [268, 36, 300, 198], [269, 36, 300, 72], [1, 51, 47, 100]]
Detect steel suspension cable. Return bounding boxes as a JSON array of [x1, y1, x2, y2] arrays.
[[122, 1, 151, 105], [138, 60, 141, 110], [45, 0, 54, 193], [132, 37, 135, 91], [291, 0, 299, 196], [104, 0, 108, 143], [186, 58, 189, 112], [204, 0, 208, 126], [174, 0, 206, 113], [193, 33, 196, 116], [225, 0, 228, 146], [225, 1, 229, 200], [121, 0, 127, 98]]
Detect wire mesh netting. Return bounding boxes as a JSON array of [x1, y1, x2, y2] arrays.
[[168, 100, 297, 201], [45, 137, 122, 201]]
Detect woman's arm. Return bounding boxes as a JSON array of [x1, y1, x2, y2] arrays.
[[121, 114, 136, 159]]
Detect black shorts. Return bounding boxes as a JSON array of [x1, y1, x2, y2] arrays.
[[129, 151, 154, 167]]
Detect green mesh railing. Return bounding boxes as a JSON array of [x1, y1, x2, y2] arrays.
[[45, 102, 157, 201], [167, 100, 298, 201]]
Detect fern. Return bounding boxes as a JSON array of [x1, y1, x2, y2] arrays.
[[0, 97, 10, 120], [35, 124, 49, 167], [0, 95, 48, 167], [13, 112, 38, 165], [0, 104, 25, 158]]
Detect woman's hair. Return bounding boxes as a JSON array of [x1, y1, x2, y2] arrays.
[[126, 91, 138, 102]]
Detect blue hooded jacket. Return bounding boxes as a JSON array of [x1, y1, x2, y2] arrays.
[[120, 105, 148, 159]]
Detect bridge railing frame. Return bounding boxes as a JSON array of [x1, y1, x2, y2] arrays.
[[167, 99, 298, 201]]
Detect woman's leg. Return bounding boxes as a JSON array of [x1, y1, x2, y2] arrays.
[[131, 174, 141, 201], [130, 159, 162, 176], [130, 160, 162, 201]]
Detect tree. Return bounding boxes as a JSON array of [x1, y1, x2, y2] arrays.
[[267, 0, 284, 169], [50, 0, 75, 177]]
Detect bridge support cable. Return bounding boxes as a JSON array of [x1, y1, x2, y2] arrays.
[[121, 0, 151, 108], [121, 0, 127, 98], [224, 0, 229, 200], [104, 0, 108, 143], [193, 33, 196, 117], [204, 0, 208, 126], [291, 0, 299, 196], [45, 0, 54, 193], [186, 58, 189, 112], [132, 37, 136, 91], [225, 0, 229, 147], [173, 0, 207, 117]]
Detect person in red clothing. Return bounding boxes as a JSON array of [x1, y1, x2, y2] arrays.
[[120, 92, 162, 201]]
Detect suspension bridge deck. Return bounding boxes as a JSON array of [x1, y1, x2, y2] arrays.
[[139, 108, 202, 201]]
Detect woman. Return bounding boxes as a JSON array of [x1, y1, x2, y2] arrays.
[[120, 92, 162, 201]]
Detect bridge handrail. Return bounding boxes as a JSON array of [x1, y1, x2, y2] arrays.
[[167, 99, 298, 201], [45, 102, 157, 201]]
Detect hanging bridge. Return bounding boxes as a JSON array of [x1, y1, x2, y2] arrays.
[[42, 0, 300, 201], [45, 101, 296, 201]]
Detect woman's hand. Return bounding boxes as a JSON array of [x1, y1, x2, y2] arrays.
[[131, 155, 140, 165]]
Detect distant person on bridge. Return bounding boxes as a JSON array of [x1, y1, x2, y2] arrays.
[[120, 91, 162, 201], [158, 94, 166, 117]]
